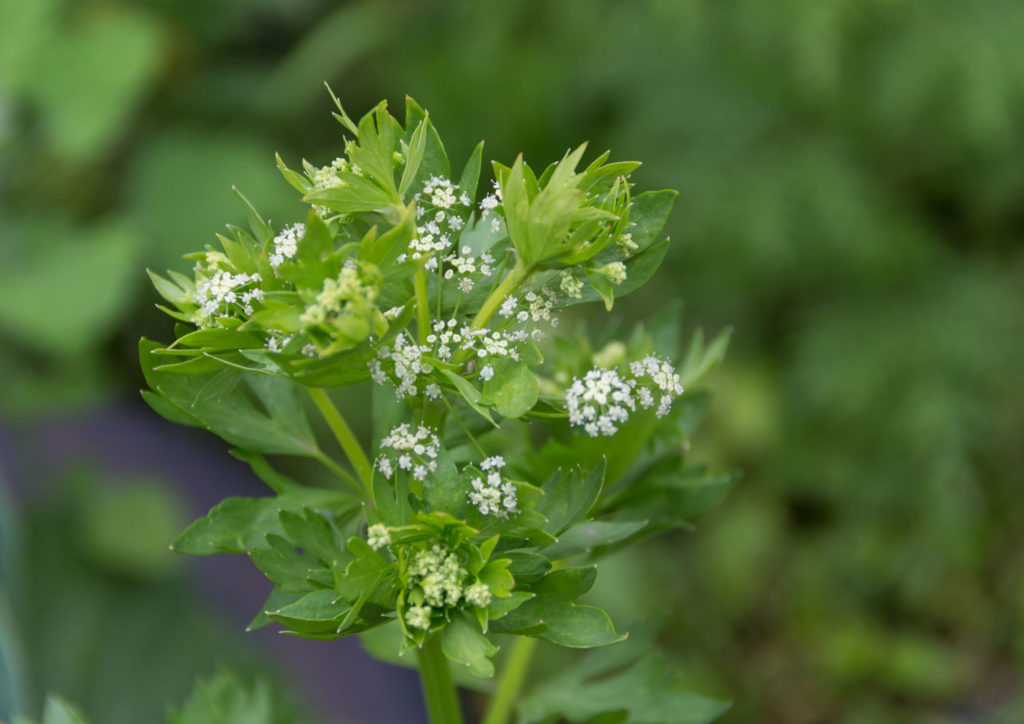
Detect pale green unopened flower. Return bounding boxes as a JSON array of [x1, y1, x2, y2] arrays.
[[367, 524, 391, 551], [407, 605, 432, 630], [465, 582, 492, 608], [599, 262, 627, 286], [560, 271, 583, 299]]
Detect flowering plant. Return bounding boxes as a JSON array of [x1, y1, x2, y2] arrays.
[[140, 94, 732, 724]]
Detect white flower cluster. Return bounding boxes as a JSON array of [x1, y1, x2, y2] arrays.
[[367, 523, 391, 551], [374, 423, 440, 481], [369, 332, 431, 399], [370, 320, 527, 399], [600, 261, 627, 286], [265, 333, 293, 353], [404, 543, 489, 629], [497, 288, 559, 344], [404, 177, 472, 265], [565, 355, 684, 436], [192, 270, 264, 328], [422, 176, 470, 211], [468, 456, 518, 519], [616, 231, 638, 255], [629, 354, 684, 417], [310, 157, 355, 217], [441, 246, 496, 293], [560, 271, 584, 299], [478, 179, 503, 232], [269, 223, 304, 270], [565, 368, 636, 437]]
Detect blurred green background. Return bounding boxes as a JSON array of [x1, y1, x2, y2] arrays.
[[2, 0, 1024, 722]]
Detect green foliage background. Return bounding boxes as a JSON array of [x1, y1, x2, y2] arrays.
[[2, 0, 1023, 722]]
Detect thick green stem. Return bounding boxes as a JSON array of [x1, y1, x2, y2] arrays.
[[306, 387, 373, 497], [482, 636, 537, 724], [471, 261, 529, 331], [418, 634, 464, 724], [414, 265, 431, 344]]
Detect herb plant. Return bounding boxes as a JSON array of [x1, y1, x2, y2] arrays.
[[140, 94, 732, 724]]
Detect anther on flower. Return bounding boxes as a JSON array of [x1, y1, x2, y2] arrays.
[[465, 582, 492, 608], [269, 223, 304, 270], [406, 605, 432, 630], [468, 456, 519, 518], [565, 367, 637, 437], [376, 424, 440, 481], [367, 524, 391, 551], [629, 354, 684, 417]]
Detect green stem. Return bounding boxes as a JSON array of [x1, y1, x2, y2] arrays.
[[306, 387, 373, 497], [414, 265, 431, 344], [417, 634, 464, 724], [471, 261, 529, 331], [482, 636, 537, 724]]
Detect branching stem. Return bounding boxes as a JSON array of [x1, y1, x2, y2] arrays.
[[306, 387, 373, 498]]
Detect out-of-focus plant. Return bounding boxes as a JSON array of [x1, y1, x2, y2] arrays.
[[141, 96, 731, 723]]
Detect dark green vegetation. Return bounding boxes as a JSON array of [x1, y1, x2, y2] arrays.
[[2, 1, 1023, 723]]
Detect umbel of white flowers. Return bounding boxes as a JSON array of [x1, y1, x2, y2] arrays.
[[565, 354, 684, 437]]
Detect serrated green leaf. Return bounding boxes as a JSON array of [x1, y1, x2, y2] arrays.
[[540, 461, 605, 536], [482, 358, 540, 419], [170, 490, 352, 556], [544, 520, 647, 560], [442, 614, 497, 678]]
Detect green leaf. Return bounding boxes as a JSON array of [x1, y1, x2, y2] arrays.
[[141, 339, 325, 458], [335, 537, 394, 603], [304, 173, 398, 214], [278, 509, 339, 563], [40, 694, 89, 724], [265, 589, 351, 635], [442, 614, 497, 678], [168, 669, 299, 724], [504, 551, 551, 583], [518, 652, 729, 724], [482, 359, 540, 419], [399, 118, 428, 199], [26, 8, 163, 161], [0, 220, 139, 355], [249, 534, 329, 592], [170, 490, 352, 556], [532, 566, 598, 602], [544, 520, 647, 560], [228, 450, 301, 494], [491, 596, 623, 648], [457, 140, 485, 201], [540, 461, 605, 535], [440, 368, 496, 425], [424, 449, 465, 517]]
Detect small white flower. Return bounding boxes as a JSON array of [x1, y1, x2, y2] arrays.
[[600, 261, 627, 286], [406, 605, 432, 630], [465, 582, 492, 608], [560, 271, 583, 299], [499, 295, 518, 318], [479, 364, 494, 381], [565, 367, 636, 437], [367, 524, 391, 551], [468, 455, 518, 518], [269, 223, 304, 270]]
